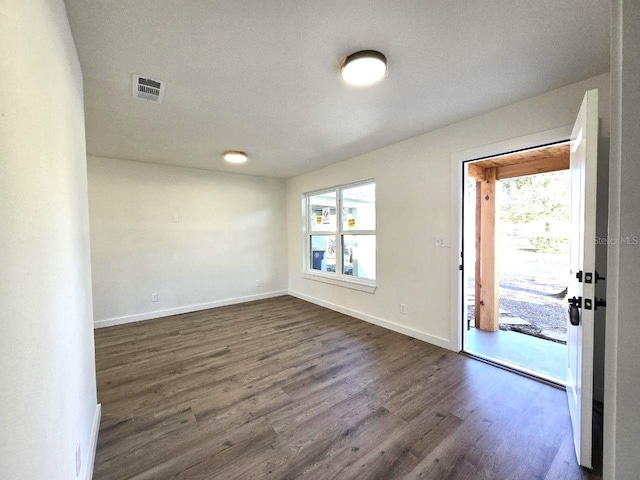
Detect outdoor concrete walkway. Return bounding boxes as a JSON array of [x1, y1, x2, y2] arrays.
[[465, 328, 566, 383]]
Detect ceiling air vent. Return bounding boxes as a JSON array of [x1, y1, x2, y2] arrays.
[[132, 75, 165, 103]]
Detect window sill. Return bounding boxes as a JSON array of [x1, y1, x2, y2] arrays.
[[302, 271, 377, 294]]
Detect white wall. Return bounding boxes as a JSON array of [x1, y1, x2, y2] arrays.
[[88, 156, 288, 327], [0, 1, 99, 479], [604, 1, 640, 478], [286, 73, 610, 351]]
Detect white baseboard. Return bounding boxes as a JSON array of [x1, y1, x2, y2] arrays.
[[288, 290, 453, 351], [85, 403, 101, 480], [94, 291, 288, 328], [95, 289, 452, 351]]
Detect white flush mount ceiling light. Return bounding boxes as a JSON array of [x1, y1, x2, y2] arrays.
[[223, 151, 248, 164], [340, 50, 387, 86]]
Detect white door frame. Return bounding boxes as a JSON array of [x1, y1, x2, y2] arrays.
[[449, 126, 573, 352]]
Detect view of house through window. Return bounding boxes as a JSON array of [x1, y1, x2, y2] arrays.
[[307, 181, 376, 281]]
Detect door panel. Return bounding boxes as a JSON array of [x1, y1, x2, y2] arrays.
[[566, 89, 598, 468]]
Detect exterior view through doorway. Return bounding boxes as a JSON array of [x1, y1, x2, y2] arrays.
[[462, 142, 571, 385]]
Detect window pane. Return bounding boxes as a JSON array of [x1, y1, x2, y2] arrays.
[[342, 183, 375, 231], [309, 192, 337, 232], [310, 235, 336, 273], [342, 235, 376, 280]]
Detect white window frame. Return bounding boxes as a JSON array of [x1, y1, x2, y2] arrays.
[[303, 179, 376, 293]]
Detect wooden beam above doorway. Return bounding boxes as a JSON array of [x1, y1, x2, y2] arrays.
[[468, 163, 486, 181], [496, 155, 570, 180], [467, 143, 570, 181]]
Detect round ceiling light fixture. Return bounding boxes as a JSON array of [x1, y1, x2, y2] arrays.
[[340, 50, 387, 86], [223, 151, 248, 164]]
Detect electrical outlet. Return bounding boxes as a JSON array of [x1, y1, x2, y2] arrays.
[[435, 236, 449, 247], [172, 214, 179, 223], [151, 293, 158, 302], [400, 304, 407, 314], [255, 280, 261, 288], [75, 444, 81, 476]]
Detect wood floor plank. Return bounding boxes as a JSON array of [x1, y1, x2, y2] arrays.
[[93, 295, 598, 479]]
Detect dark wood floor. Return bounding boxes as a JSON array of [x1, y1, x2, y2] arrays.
[[93, 296, 597, 480]]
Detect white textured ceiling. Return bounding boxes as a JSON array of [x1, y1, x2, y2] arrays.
[[65, 0, 609, 178]]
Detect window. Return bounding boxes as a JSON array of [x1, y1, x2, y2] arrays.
[[306, 181, 376, 285]]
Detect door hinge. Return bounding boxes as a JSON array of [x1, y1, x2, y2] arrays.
[[576, 270, 583, 282]]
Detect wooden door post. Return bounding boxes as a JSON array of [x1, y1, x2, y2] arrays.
[[475, 167, 499, 332]]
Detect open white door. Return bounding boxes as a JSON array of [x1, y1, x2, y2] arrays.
[[566, 89, 598, 468]]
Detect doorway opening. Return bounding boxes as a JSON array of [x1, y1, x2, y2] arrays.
[[462, 142, 571, 384]]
